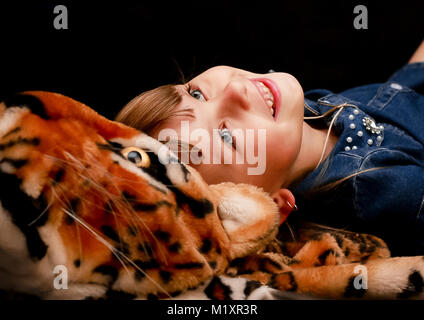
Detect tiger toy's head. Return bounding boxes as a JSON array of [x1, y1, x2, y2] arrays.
[[0, 91, 280, 299]]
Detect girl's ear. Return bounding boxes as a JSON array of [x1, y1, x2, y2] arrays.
[[271, 188, 296, 225], [210, 182, 280, 260]]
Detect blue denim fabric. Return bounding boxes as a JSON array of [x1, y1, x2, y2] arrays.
[[292, 62, 424, 256]]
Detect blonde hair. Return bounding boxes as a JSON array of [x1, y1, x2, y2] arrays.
[[115, 84, 182, 134]]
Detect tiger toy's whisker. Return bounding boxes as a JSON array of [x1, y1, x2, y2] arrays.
[[27, 194, 54, 227], [108, 180, 169, 264], [62, 208, 171, 298], [46, 152, 173, 292]]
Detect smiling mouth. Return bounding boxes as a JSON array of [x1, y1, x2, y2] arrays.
[[251, 79, 276, 118]]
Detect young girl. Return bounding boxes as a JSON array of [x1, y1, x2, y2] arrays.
[[116, 41, 424, 256]]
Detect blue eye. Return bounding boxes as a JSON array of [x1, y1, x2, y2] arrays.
[[219, 128, 233, 145], [189, 88, 206, 102]]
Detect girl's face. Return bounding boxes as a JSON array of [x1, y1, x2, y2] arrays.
[[152, 66, 305, 193]]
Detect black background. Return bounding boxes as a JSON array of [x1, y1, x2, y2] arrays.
[[0, 1, 423, 120], [0, 2, 424, 307]]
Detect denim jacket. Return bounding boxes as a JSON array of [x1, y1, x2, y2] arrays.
[[292, 62, 424, 256]]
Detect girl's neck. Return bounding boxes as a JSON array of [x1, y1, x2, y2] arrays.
[[287, 121, 339, 187]]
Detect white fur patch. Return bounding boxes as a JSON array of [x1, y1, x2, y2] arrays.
[[111, 269, 136, 293], [165, 163, 188, 186], [246, 285, 277, 300], [0, 105, 28, 138], [38, 224, 67, 268], [21, 170, 45, 199], [218, 195, 261, 233], [0, 161, 16, 174], [220, 276, 250, 299]]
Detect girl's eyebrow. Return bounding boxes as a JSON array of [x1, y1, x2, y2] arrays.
[[173, 107, 196, 119]]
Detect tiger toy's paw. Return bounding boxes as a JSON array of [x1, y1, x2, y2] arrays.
[[276, 222, 390, 266]]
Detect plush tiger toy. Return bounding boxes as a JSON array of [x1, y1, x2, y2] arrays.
[[0, 91, 423, 300]]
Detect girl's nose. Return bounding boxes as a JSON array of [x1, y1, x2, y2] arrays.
[[219, 79, 250, 112]]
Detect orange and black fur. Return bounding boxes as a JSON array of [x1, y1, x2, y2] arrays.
[[0, 91, 423, 299]]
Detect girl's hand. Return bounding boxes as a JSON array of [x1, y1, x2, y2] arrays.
[[271, 188, 297, 225]]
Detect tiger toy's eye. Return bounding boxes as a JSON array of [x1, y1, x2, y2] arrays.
[[121, 147, 150, 168]]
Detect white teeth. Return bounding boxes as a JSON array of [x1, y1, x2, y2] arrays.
[[255, 80, 275, 117], [257, 81, 274, 107], [266, 99, 273, 107]]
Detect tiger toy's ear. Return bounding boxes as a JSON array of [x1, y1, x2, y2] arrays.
[[166, 163, 281, 260], [210, 182, 281, 260], [1, 91, 139, 140]]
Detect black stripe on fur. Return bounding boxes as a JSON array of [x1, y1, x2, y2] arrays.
[[398, 270, 424, 299], [3, 94, 48, 120], [0, 137, 40, 151], [204, 276, 232, 300]]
